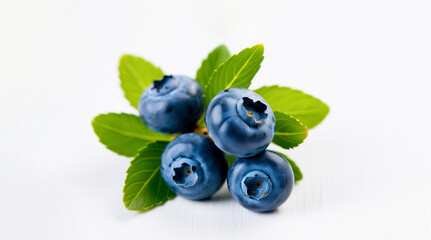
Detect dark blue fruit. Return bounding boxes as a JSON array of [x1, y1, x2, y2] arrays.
[[161, 133, 228, 200], [227, 151, 294, 212], [205, 88, 275, 158], [138, 75, 203, 134]]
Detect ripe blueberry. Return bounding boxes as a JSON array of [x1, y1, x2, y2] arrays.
[[161, 133, 228, 200], [138, 75, 203, 134], [205, 88, 275, 158], [227, 151, 294, 212]]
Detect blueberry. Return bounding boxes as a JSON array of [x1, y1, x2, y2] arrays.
[[138, 75, 204, 134], [205, 88, 275, 158], [161, 133, 228, 200], [227, 151, 294, 212]]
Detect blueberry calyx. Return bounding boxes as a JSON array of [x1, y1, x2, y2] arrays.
[[150, 75, 179, 95], [241, 170, 272, 200], [236, 97, 268, 127], [170, 158, 202, 187]]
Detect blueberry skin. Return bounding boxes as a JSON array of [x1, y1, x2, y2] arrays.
[[138, 75, 204, 134], [227, 151, 294, 212], [161, 133, 228, 200], [205, 88, 275, 158]]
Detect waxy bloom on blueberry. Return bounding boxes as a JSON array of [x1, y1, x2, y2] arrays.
[[161, 133, 228, 200], [138, 75, 203, 134], [205, 88, 275, 158], [227, 151, 294, 212]]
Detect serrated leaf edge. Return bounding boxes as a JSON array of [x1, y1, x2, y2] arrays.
[[272, 112, 308, 150], [255, 85, 330, 129], [272, 151, 303, 183], [118, 55, 164, 109], [204, 44, 264, 103], [91, 113, 172, 157], [196, 45, 230, 90], [123, 142, 175, 211]]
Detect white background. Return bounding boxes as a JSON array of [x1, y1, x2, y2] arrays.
[[1, 0, 430, 239]]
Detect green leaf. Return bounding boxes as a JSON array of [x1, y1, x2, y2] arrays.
[[273, 151, 303, 183], [204, 44, 264, 106], [224, 153, 237, 168], [123, 141, 176, 211], [119, 55, 164, 109], [255, 85, 329, 129], [197, 115, 206, 127], [196, 45, 230, 90], [92, 113, 172, 157], [273, 111, 308, 150]]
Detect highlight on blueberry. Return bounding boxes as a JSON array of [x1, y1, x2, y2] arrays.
[[161, 133, 228, 200], [205, 88, 275, 158], [227, 150, 294, 212], [138, 75, 203, 134]]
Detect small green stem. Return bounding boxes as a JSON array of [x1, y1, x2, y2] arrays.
[[170, 124, 208, 139], [193, 125, 209, 136]]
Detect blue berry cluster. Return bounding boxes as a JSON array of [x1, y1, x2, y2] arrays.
[[138, 75, 294, 212]]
